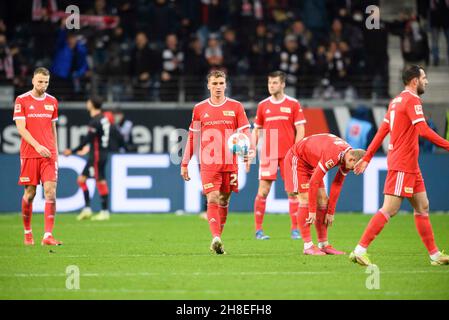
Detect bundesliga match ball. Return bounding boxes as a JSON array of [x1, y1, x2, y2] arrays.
[[227, 132, 250, 157]]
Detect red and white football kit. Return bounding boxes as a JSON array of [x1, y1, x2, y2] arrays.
[[13, 91, 59, 186], [363, 90, 449, 198], [181, 97, 250, 194], [254, 95, 306, 180], [284, 134, 352, 215]]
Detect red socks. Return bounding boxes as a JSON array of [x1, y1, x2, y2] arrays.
[[288, 197, 299, 230], [254, 195, 267, 231], [207, 203, 221, 238], [218, 204, 228, 235], [297, 204, 311, 243], [414, 211, 438, 255], [359, 209, 390, 248], [315, 205, 328, 243], [96, 181, 109, 196], [44, 200, 56, 234], [22, 197, 33, 232]]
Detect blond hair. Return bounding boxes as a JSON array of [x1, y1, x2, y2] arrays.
[[207, 70, 226, 81], [34, 67, 50, 76], [349, 149, 366, 162]]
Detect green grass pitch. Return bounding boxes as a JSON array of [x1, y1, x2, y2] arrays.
[[0, 213, 448, 299]]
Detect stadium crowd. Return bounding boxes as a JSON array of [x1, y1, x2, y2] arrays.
[[0, 0, 448, 102]]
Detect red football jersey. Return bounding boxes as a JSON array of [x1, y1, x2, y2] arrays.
[[12, 91, 58, 158], [291, 133, 352, 175], [383, 90, 426, 173], [186, 97, 250, 172], [254, 95, 306, 159]]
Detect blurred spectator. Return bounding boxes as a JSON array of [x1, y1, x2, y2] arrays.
[[160, 33, 183, 101], [429, 0, 449, 66], [276, 34, 300, 96], [28, 9, 58, 67], [116, 0, 137, 39], [419, 116, 439, 153], [231, 0, 264, 51], [86, 0, 115, 16], [362, 8, 389, 99], [288, 19, 313, 51], [50, 24, 89, 100], [298, 0, 332, 44], [145, 0, 178, 48], [345, 105, 375, 149], [205, 33, 224, 71], [389, 12, 430, 69], [184, 36, 208, 101], [129, 31, 161, 101], [249, 22, 275, 100], [112, 108, 136, 153], [0, 33, 29, 94], [196, 0, 230, 48]]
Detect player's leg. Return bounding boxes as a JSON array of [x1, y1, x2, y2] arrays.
[[254, 179, 272, 239], [218, 191, 231, 236], [76, 174, 92, 220], [207, 190, 225, 254], [19, 158, 39, 245], [297, 191, 325, 255], [41, 180, 62, 245], [92, 159, 110, 221], [409, 191, 448, 265], [40, 157, 62, 245], [22, 185, 36, 245], [280, 157, 299, 238], [350, 194, 402, 265]]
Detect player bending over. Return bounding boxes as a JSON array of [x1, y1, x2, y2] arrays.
[[284, 134, 365, 255]]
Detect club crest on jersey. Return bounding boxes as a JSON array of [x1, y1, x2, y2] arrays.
[[280, 107, 291, 113], [44, 104, 54, 111], [414, 105, 423, 115], [223, 111, 235, 117], [325, 159, 335, 169], [14, 104, 21, 113]]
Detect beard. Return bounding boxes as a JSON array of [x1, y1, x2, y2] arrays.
[[417, 83, 425, 95]]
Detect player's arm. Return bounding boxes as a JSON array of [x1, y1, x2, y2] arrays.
[[354, 121, 389, 175], [307, 164, 327, 224], [63, 126, 95, 156], [15, 119, 51, 158], [325, 168, 348, 226], [294, 124, 305, 142], [52, 121, 58, 158], [181, 109, 200, 181], [415, 121, 449, 151]]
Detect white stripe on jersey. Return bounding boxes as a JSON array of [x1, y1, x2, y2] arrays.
[[412, 118, 425, 125]]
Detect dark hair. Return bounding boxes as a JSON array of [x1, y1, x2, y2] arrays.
[[89, 96, 103, 110], [268, 70, 286, 83], [402, 65, 423, 85]]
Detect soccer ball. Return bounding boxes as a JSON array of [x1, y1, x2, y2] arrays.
[[227, 132, 250, 157]]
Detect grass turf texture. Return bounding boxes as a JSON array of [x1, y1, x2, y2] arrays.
[[0, 213, 448, 300]]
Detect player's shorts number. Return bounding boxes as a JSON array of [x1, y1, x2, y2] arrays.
[[230, 173, 237, 185]]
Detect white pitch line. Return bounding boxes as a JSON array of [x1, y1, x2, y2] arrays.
[[0, 270, 448, 278]]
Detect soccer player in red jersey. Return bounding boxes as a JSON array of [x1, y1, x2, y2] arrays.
[[251, 71, 306, 240], [181, 70, 252, 254], [284, 134, 365, 255], [13, 67, 62, 246], [350, 65, 449, 266]]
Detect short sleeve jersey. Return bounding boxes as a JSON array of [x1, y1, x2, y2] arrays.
[[382, 90, 426, 173], [188, 98, 250, 172], [291, 133, 352, 175], [254, 95, 306, 159], [12, 91, 58, 158]]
